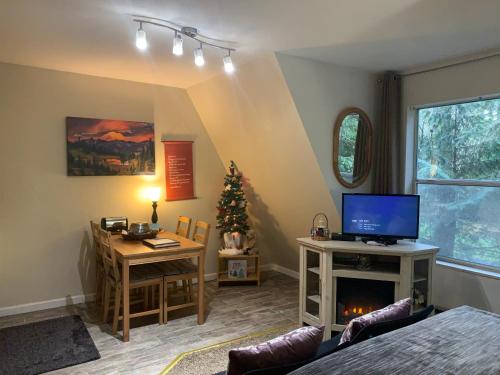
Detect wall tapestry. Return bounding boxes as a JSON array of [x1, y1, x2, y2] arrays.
[[66, 117, 155, 176], [163, 140, 195, 201]]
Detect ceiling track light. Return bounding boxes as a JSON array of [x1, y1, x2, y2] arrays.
[[132, 17, 236, 73], [135, 22, 148, 51], [172, 31, 183, 56], [194, 43, 205, 67], [223, 51, 235, 73]]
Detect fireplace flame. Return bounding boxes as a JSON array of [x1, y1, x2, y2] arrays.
[[343, 306, 373, 318]]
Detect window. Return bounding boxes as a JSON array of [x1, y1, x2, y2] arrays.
[[338, 113, 359, 179], [415, 98, 500, 270]]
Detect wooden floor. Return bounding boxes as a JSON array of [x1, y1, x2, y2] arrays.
[[0, 271, 298, 375]]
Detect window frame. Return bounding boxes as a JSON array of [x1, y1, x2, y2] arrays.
[[412, 95, 500, 273]]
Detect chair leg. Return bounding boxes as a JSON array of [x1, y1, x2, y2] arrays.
[[144, 286, 149, 310], [163, 278, 168, 324], [159, 282, 164, 324], [112, 286, 121, 335], [102, 280, 111, 322], [182, 280, 188, 303], [152, 285, 157, 307], [95, 267, 102, 307], [188, 279, 194, 303]]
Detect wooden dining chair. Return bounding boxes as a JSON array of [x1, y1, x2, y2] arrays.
[[100, 229, 164, 335], [162, 220, 210, 323], [171, 216, 192, 294], [90, 221, 105, 308], [187, 221, 211, 301], [176, 216, 192, 238]]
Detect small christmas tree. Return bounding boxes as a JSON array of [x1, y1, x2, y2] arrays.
[[216, 161, 250, 238]]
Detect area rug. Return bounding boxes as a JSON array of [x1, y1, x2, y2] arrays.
[[161, 323, 298, 375], [0, 315, 100, 375]]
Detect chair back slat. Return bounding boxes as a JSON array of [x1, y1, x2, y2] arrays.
[[99, 229, 120, 282], [176, 216, 192, 238], [192, 220, 210, 247], [90, 221, 103, 259]]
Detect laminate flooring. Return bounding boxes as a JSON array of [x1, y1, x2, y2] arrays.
[[0, 271, 299, 375]]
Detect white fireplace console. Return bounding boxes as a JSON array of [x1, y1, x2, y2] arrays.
[[297, 237, 439, 340]]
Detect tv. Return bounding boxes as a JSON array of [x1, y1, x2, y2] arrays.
[[342, 193, 420, 244]]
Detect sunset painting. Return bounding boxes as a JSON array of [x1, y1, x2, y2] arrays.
[[66, 117, 155, 176]]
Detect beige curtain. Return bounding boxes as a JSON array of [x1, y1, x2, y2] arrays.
[[372, 72, 403, 194]]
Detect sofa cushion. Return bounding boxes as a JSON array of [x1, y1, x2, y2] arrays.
[[349, 304, 434, 345], [339, 298, 411, 344], [226, 325, 324, 375]]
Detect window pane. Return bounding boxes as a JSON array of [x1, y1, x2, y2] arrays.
[[417, 184, 500, 268], [417, 98, 500, 180]]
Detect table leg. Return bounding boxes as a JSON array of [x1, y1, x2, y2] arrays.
[[122, 259, 130, 342], [197, 251, 205, 324]]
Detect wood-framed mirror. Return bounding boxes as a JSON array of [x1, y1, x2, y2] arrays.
[[333, 107, 373, 188]]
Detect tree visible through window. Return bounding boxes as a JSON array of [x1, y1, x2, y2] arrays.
[[416, 98, 500, 269], [338, 113, 359, 177]]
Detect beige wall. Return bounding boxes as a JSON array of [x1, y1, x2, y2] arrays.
[[401, 56, 500, 313], [187, 53, 338, 271], [276, 54, 378, 209], [0, 63, 225, 310]]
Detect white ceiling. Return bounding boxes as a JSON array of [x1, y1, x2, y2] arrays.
[[0, 0, 499, 88]]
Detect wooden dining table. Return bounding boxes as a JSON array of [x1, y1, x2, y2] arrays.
[[111, 231, 206, 342]]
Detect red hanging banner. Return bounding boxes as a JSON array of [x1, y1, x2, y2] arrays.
[[163, 141, 195, 201]]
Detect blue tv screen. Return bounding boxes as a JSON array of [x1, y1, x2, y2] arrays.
[[342, 194, 420, 239]]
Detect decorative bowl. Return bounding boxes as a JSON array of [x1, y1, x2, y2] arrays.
[[129, 222, 150, 235], [122, 230, 157, 241]]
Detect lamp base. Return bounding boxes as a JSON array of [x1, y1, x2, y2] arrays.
[[151, 201, 158, 225]]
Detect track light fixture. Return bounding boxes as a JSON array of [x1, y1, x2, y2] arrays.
[[135, 22, 147, 51], [132, 17, 236, 73], [194, 44, 205, 67], [172, 31, 183, 56], [223, 52, 235, 74]]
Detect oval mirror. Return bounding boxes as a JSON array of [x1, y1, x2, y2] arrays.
[[333, 107, 373, 188]]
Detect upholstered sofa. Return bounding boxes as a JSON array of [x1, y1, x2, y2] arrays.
[[217, 305, 434, 375]]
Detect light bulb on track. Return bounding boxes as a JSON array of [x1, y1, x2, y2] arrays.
[[172, 31, 183, 56], [223, 54, 234, 73], [135, 22, 147, 50], [194, 45, 205, 67]]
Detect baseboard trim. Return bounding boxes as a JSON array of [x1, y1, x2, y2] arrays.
[[0, 263, 298, 317], [0, 293, 96, 318], [265, 263, 300, 279]]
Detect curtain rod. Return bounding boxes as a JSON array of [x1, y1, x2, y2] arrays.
[[399, 50, 500, 77]]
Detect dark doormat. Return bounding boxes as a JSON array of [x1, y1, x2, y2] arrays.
[[0, 315, 100, 375]]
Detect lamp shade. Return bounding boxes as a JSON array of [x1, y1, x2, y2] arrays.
[[147, 187, 161, 202]]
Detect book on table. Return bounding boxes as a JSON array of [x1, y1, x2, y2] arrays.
[[143, 238, 180, 249]]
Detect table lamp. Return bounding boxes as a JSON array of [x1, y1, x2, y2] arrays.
[[147, 187, 161, 230]]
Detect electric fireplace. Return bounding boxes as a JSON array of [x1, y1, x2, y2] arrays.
[[336, 277, 395, 325]]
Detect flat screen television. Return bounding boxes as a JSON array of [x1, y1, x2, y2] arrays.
[[342, 193, 420, 243]]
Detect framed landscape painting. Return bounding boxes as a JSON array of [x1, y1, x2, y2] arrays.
[[66, 117, 155, 176]]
